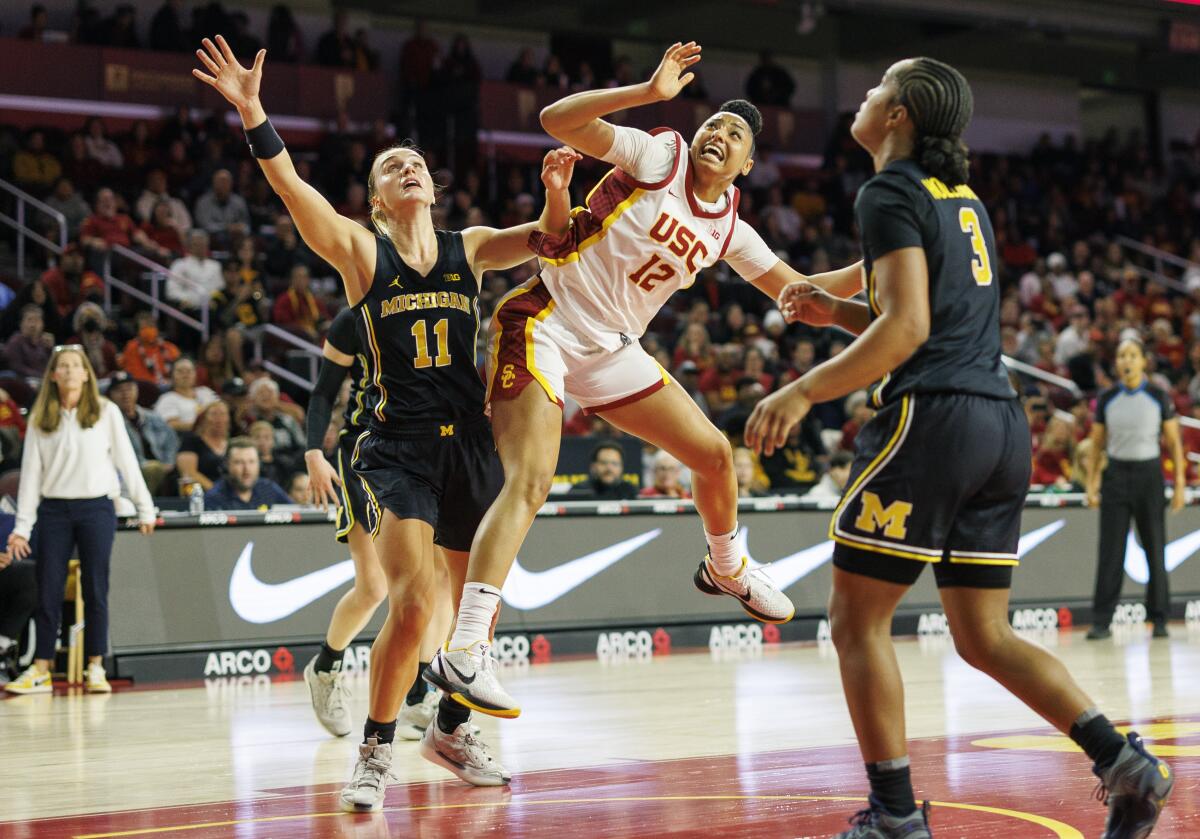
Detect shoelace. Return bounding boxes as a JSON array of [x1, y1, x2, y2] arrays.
[[327, 673, 351, 714], [1093, 733, 1147, 806], [848, 806, 876, 827], [457, 730, 496, 766], [355, 754, 397, 791]]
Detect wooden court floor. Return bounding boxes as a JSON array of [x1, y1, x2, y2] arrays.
[[2, 626, 1198, 838]]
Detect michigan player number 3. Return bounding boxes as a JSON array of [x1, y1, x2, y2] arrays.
[[412, 318, 452, 369], [958, 207, 993, 287]]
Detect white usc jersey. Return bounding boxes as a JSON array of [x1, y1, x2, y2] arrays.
[[530, 129, 749, 353]]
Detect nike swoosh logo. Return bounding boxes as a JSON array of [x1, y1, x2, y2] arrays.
[[443, 657, 475, 685], [1123, 526, 1200, 584], [738, 519, 1068, 589], [229, 542, 355, 624], [501, 529, 662, 610]]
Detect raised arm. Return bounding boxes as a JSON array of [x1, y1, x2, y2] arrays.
[[192, 36, 376, 305], [539, 42, 702, 159], [463, 146, 580, 274]]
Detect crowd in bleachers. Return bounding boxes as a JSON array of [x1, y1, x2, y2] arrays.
[[3, 11, 1200, 504]]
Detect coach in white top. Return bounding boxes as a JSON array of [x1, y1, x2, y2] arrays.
[[5, 346, 155, 696]]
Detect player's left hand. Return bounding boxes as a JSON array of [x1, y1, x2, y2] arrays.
[[745, 383, 812, 457], [778, 281, 839, 326], [1171, 482, 1187, 513], [541, 146, 582, 192]]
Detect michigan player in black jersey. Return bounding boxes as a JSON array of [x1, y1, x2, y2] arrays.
[[746, 58, 1172, 838], [193, 34, 579, 809], [301, 306, 456, 744]]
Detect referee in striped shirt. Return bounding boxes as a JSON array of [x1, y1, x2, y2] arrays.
[[1084, 338, 1187, 639]]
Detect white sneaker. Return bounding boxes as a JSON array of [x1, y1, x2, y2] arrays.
[[694, 556, 795, 624], [420, 721, 511, 786], [424, 642, 520, 718], [397, 689, 439, 740], [304, 657, 352, 737], [339, 736, 395, 812], [5, 665, 51, 695], [85, 663, 112, 693]]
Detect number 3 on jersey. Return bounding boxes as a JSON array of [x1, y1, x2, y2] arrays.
[[412, 318, 451, 369], [958, 207, 993, 286]]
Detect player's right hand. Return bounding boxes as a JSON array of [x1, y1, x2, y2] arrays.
[[647, 41, 701, 102], [779, 281, 839, 327], [305, 451, 343, 511], [1085, 488, 1100, 508], [193, 34, 265, 111], [6, 533, 30, 562]]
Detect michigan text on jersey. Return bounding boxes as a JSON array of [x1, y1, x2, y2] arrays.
[[379, 290, 473, 318]]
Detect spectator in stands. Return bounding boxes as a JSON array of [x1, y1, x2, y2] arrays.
[[18, 4, 48, 40], [149, 0, 188, 51], [154, 357, 218, 432], [140, 201, 185, 258], [108, 370, 178, 495], [506, 47, 540, 86], [70, 302, 118, 380], [801, 451, 853, 503], [194, 169, 251, 248], [0, 513, 37, 684], [44, 178, 91, 240], [1046, 252, 1078, 303], [759, 417, 826, 493], [267, 4, 304, 63], [4, 306, 53, 378], [839, 390, 873, 452], [675, 360, 710, 417], [80, 188, 165, 261], [0, 387, 28, 471], [248, 419, 295, 488], [122, 120, 158, 180], [5, 346, 154, 695], [120, 311, 180, 386], [136, 169, 192, 234], [0, 278, 62, 343], [227, 12, 262, 58], [542, 54, 569, 90], [242, 378, 305, 463], [203, 437, 290, 511], [1054, 305, 1092, 367], [176, 399, 231, 491], [441, 33, 483, 166], [398, 18, 440, 137], [195, 333, 234, 391], [700, 344, 744, 415], [39, 244, 103, 319], [12, 130, 61, 196], [167, 229, 223, 312], [718, 377, 767, 438], [272, 264, 327, 341], [1032, 414, 1075, 489], [287, 472, 312, 505], [567, 443, 638, 500], [733, 447, 769, 498], [82, 118, 123, 170], [639, 450, 691, 499], [263, 214, 313, 283], [103, 4, 140, 49], [745, 51, 795, 106], [61, 134, 101, 194]]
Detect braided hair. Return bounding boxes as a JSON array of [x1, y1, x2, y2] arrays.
[[892, 58, 973, 186]]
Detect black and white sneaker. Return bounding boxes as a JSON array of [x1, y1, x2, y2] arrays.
[[694, 555, 795, 624], [1094, 732, 1173, 839]]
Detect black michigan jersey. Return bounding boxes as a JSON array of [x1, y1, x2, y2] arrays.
[[355, 230, 486, 431], [324, 306, 373, 436], [855, 158, 1015, 407]]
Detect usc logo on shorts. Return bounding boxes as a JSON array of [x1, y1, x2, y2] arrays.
[[500, 364, 516, 389], [854, 491, 914, 539]]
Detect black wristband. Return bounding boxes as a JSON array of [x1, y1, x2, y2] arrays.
[[245, 118, 285, 159]]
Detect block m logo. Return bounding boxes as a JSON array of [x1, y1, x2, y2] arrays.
[[440, 424, 455, 437], [854, 491, 913, 540]]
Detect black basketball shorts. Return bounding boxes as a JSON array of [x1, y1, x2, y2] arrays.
[[352, 416, 504, 552], [333, 428, 372, 544], [830, 392, 1031, 589]]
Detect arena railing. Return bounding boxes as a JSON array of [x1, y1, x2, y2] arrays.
[[0, 178, 68, 280], [249, 324, 322, 392], [103, 244, 212, 342], [1116, 235, 1195, 293]]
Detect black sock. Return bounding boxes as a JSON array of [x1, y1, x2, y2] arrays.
[[866, 757, 917, 817], [405, 661, 430, 706], [314, 642, 344, 674], [364, 717, 397, 745], [436, 695, 471, 734], [1069, 710, 1127, 770]]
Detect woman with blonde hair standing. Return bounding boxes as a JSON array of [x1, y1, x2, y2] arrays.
[[5, 346, 155, 695]]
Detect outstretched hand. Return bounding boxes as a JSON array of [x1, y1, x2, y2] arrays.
[[647, 41, 702, 102], [541, 146, 582, 192], [778, 281, 839, 327], [193, 34, 265, 111]]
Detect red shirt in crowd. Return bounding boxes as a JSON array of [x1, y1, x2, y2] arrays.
[[39, 266, 105, 317], [1031, 446, 1071, 486], [81, 212, 138, 248]]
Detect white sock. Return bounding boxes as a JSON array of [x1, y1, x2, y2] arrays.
[[449, 583, 502, 651], [705, 525, 743, 577]]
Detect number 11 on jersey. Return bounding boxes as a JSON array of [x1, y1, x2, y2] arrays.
[[412, 318, 451, 368]]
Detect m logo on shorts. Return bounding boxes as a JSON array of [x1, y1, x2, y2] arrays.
[[854, 491, 914, 540], [440, 424, 455, 437], [500, 363, 516, 389]]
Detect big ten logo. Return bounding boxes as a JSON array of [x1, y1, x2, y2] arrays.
[[1113, 603, 1148, 627], [338, 645, 373, 674], [708, 624, 763, 661], [1187, 600, 1200, 631], [917, 612, 950, 636], [596, 630, 654, 664], [493, 635, 531, 670], [204, 674, 272, 697], [1011, 608, 1059, 631]]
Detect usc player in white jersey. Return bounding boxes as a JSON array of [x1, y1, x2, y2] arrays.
[[426, 42, 862, 716]]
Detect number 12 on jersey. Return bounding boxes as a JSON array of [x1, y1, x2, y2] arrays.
[[412, 318, 451, 368], [958, 207, 993, 287]]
